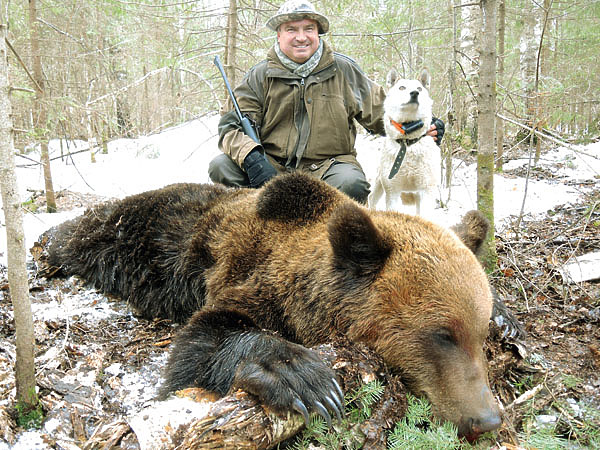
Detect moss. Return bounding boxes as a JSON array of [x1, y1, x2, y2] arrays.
[[15, 394, 44, 430]]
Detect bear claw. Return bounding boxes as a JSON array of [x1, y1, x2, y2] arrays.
[[314, 401, 332, 427], [293, 398, 310, 423], [323, 396, 343, 422], [329, 389, 345, 417], [332, 378, 344, 401]]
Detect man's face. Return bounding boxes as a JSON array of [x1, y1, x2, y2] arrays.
[[277, 18, 320, 64]]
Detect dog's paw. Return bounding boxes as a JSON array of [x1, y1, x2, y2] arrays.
[[233, 340, 344, 426]]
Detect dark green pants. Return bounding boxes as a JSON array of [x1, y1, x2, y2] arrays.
[[208, 154, 370, 204]]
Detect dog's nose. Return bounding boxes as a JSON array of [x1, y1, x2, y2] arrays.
[[410, 90, 420, 99]]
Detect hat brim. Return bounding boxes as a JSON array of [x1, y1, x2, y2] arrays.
[[266, 12, 329, 34]]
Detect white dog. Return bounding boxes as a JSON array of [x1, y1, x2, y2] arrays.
[[368, 70, 441, 216]]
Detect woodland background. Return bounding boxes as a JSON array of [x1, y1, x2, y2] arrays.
[[4, 0, 599, 162], [1, 0, 600, 448]]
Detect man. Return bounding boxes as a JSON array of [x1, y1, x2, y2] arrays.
[[209, 0, 444, 203]]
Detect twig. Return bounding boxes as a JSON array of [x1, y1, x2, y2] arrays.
[[87, 67, 170, 106], [505, 383, 545, 410], [562, 201, 598, 265], [497, 113, 599, 160], [15, 142, 105, 166], [514, 142, 534, 234], [4, 37, 43, 93]]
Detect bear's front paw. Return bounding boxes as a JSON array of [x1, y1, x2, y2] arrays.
[[233, 342, 344, 427]]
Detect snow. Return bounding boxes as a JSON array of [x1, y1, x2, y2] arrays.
[[128, 397, 213, 450], [0, 113, 599, 449], [1, 115, 599, 268], [2, 116, 598, 268], [0, 114, 222, 267], [356, 134, 597, 230], [0, 432, 47, 450]]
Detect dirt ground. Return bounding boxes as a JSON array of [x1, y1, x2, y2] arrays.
[[1, 169, 599, 448], [488, 184, 600, 447]]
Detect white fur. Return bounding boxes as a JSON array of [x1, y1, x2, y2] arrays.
[[369, 70, 441, 216]]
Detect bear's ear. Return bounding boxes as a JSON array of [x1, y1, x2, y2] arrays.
[[451, 210, 489, 255], [256, 173, 339, 223], [328, 203, 392, 276]]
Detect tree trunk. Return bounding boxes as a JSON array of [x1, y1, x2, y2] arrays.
[[495, 0, 505, 172], [459, 0, 481, 142], [476, 0, 498, 271], [0, 22, 39, 411], [407, 0, 414, 75], [28, 0, 56, 213], [224, 0, 238, 88], [534, 1, 552, 164], [519, 0, 542, 149], [443, 0, 458, 195]]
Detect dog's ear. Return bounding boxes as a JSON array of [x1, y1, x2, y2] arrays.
[[419, 69, 431, 90], [386, 69, 398, 88]]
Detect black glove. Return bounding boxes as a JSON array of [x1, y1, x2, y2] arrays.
[[243, 147, 278, 188], [431, 117, 445, 146]]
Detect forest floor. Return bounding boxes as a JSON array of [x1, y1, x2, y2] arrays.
[[0, 142, 599, 449]]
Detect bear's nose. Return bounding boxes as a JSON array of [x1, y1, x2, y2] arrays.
[[462, 409, 502, 441], [472, 410, 502, 433]]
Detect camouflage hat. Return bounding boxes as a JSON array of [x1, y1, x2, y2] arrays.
[[266, 0, 329, 34]]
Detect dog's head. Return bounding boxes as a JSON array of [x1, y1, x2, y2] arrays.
[[384, 69, 433, 140]]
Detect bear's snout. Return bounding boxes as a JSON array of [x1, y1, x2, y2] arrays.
[[460, 406, 502, 441], [457, 382, 502, 441]]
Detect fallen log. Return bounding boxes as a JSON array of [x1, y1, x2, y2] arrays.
[[84, 341, 405, 450], [129, 389, 305, 449]]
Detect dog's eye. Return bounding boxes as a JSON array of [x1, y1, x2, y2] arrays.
[[398, 86, 406, 91], [417, 87, 422, 92]]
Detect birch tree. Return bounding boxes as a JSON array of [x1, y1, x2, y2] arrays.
[[459, 0, 481, 142], [0, 21, 39, 415]]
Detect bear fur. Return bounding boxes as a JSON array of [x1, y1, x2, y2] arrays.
[[39, 173, 501, 439]]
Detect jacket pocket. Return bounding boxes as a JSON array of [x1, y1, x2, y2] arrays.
[[308, 92, 352, 159]]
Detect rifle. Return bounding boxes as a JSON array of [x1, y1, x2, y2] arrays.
[[213, 55, 261, 144]]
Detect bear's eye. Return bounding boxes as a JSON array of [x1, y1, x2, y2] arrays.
[[433, 329, 456, 348]]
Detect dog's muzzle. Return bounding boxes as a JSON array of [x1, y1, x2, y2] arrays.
[[407, 90, 420, 104]]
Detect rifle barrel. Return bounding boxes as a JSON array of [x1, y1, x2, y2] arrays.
[[214, 56, 243, 120]]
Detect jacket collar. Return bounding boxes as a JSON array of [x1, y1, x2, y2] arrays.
[[266, 40, 335, 78]]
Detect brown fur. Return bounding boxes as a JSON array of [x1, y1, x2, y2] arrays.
[[40, 173, 501, 438]]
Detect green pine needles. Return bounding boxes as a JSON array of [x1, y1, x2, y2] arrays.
[[387, 394, 467, 450], [289, 379, 384, 450], [287, 380, 600, 449], [288, 381, 471, 449]]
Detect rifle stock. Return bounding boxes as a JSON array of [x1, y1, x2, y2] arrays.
[[214, 55, 261, 144]]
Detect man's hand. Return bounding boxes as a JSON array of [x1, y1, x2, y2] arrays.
[[243, 147, 278, 188], [427, 117, 445, 146]]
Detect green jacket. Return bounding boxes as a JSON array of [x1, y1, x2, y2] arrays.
[[218, 41, 386, 178]]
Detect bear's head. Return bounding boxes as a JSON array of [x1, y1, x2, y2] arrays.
[[328, 204, 501, 440]]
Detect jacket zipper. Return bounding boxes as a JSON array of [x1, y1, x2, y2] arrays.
[[289, 78, 306, 167]]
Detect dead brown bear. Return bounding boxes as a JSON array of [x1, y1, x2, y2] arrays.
[[38, 173, 501, 440]]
